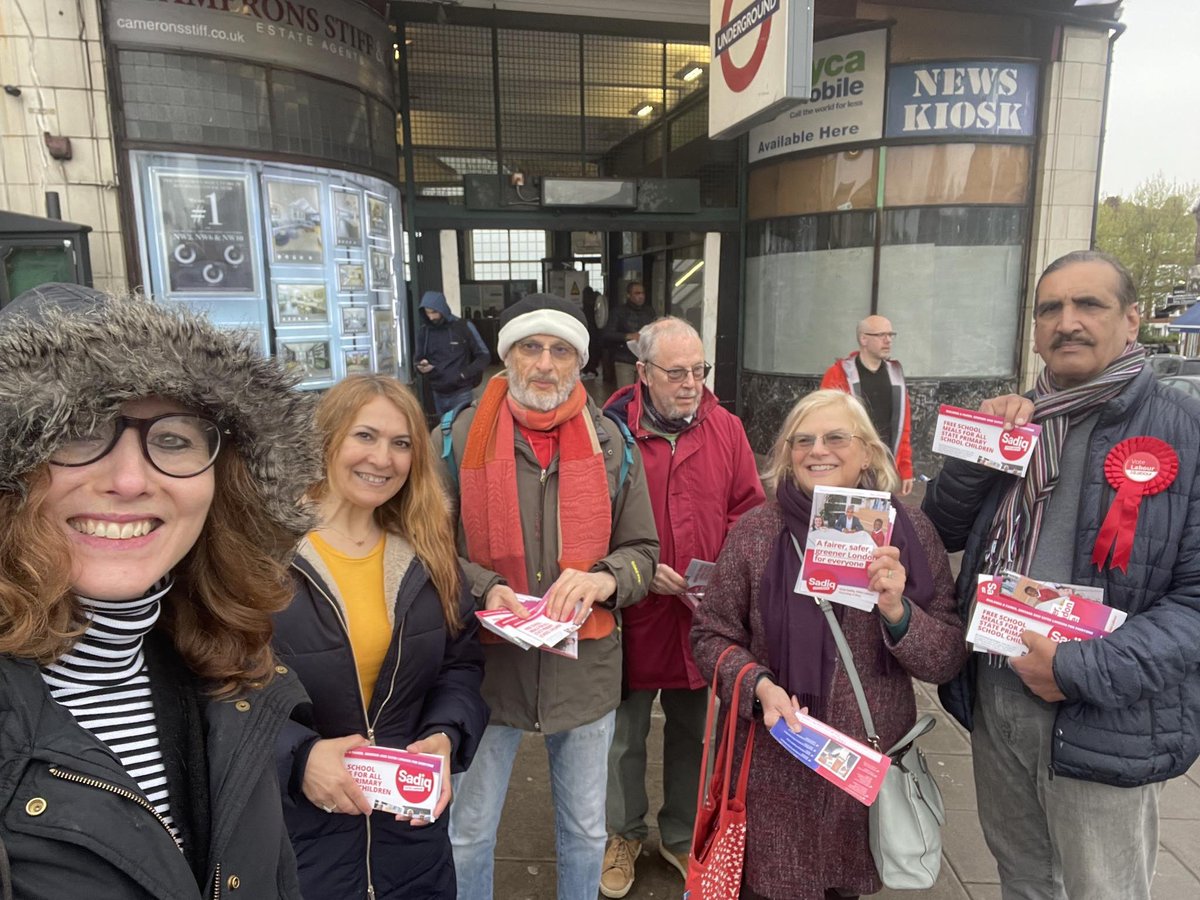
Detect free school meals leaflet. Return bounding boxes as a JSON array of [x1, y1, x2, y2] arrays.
[[770, 713, 891, 807], [932, 404, 1042, 477]]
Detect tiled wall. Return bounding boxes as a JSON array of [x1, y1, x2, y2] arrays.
[[1020, 25, 1112, 390], [0, 0, 126, 293]]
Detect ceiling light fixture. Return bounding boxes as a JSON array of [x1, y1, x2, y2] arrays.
[[630, 102, 655, 118], [675, 62, 706, 82]]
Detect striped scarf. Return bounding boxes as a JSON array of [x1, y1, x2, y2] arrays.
[[984, 344, 1146, 574], [42, 580, 179, 841]]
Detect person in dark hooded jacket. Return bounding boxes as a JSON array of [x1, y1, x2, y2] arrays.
[[0, 284, 320, 900], [416, 292, 491, 415], [273, 374, 487, 900]]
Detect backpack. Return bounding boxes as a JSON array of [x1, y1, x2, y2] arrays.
[[438, 401, 635, 499]]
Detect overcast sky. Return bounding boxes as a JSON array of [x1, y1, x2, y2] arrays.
[[1099, 0, 1200, 197]]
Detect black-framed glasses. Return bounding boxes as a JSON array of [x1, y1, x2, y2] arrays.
[[514, 339, 577, 361], [862, 331, 897, 339], [645, 361, 712, 384], [49, 414, 224, 478], [787, 430, 862, 452]]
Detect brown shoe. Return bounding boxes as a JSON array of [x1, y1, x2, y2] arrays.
[[658, 842, 689, 879], [600, 834, 642, 898]]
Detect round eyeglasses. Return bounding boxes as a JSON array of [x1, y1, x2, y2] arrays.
[[49, 414, 224, 478]]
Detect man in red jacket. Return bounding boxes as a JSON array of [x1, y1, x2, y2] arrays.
[[601, 317, 764, 897], [820, 314, 914, 494]]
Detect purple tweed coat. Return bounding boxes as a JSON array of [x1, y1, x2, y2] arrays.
[[690, 500, 967, 900]]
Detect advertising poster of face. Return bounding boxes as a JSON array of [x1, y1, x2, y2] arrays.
[[273, 282, 329, 325], [331, 187, 363, 248], [372, 306, 397, 372], [369, 247, 391, 292], [340, 304, 369, 336], [278, 338, 333, 385], [366, 193, 389, 241], [337, 262, 366, 294], [155, 171, 256, 296], [266, 178, 324, 264], [344, 347, 372, 375]]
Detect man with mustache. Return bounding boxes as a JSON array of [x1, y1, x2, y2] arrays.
[[923, 250, 1200, 900], [441, 293, 659, 900], [599, 318, 763, 896], [820, 314, 914, 495]]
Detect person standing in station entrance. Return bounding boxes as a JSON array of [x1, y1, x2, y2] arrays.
[[416, 291, 491, 415], [603, 282, 657, 389], [441, 293, 659, 900], [600, 317, 764, 897], [820, 315, 914, 495]]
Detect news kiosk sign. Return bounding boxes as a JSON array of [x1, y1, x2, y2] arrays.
[[708, 0, 816, 140], [885, 60, 1039, 139]]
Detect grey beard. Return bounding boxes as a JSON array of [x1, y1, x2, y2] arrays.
[[508, 370, 579, 412]]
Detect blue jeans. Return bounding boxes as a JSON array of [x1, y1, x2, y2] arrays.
[[450, 712, 615, 900], [434, 387, 475, 416]]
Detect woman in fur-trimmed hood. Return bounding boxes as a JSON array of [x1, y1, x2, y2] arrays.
[[0, 283, 321, 900]]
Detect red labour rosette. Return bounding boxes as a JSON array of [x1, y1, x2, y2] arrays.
[[1091, 436, 1178, 572]]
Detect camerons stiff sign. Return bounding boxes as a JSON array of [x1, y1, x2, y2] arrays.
[[708, 0, 815, 140]]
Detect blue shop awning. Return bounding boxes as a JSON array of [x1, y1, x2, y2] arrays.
[[1168, 304, 1200, 332]]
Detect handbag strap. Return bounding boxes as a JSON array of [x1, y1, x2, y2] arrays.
[[790, 534, 879, 749], [692, 648, 758, 850]]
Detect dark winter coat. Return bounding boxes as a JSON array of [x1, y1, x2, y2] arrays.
[[417, 292, 490, 396], [273, 535, 487, 900], [605, 383, 764, 690], [601, 301, 657, 365], [922, 368, 1200, 787], [691, 501, 966, 900], [0, 643, 306, 900]]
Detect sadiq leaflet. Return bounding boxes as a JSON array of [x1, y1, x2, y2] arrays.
[[965, 575, 1118, 657], [770, 713, 891, 806], [474, 593, 586, 659], [344, 746, 442, 820], [932, 404, 1042, 477], [797, 486, 894, 611]]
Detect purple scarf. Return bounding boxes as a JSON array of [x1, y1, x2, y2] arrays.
[[759, 478, 937, 719]]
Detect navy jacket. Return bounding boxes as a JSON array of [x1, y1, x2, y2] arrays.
[[273, 536, 487, 900], [417, 292, 490, 395], [923, 368, 1200, 787]]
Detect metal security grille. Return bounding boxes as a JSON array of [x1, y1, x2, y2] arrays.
[[399, 21, 730, 206]]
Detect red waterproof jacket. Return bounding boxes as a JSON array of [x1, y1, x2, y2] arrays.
[[604, 384, 764, 690]]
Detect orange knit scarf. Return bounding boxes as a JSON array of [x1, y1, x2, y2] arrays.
[[460, 376, 614, 640]]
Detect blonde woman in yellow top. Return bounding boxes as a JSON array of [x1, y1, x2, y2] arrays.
[[272, 375, 488, 900]]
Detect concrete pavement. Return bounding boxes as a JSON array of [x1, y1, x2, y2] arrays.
[[489, 682, 1200, 899]]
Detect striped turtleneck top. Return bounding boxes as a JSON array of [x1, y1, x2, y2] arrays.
[[40, 581, 179, 842]]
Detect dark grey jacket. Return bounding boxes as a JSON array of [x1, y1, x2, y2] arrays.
[[923, 368, 1200, 787], [0, 648, 306, 900]]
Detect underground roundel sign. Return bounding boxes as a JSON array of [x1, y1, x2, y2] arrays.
[[714, 0, 781, 93]]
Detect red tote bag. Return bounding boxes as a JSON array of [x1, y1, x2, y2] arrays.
[[685, 647, 758, 900]]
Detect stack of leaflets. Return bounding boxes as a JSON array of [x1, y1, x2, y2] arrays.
[[344, 746, 443, 820], [475, 594, 588, 659], [770, 713, 891, 807], [966, 571, 1126, 657], [680, 558, 715, 611], [932, 404, 1043, 477], [796, 485, 896, 611]]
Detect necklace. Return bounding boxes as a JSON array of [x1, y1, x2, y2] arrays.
[[320, 521, 381, 548]]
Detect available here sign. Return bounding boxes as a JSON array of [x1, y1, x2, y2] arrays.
[[708, 0, 815, 139]]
